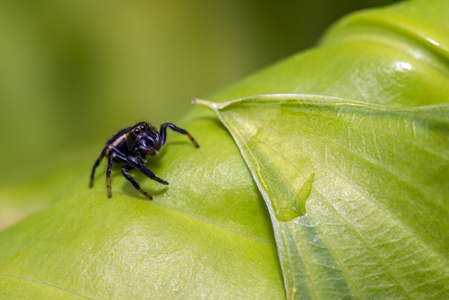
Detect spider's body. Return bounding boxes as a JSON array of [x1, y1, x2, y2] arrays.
[[90, 122, 199, 199]]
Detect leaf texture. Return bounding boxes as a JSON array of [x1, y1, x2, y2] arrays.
[[195, 94, 449, 299], [0, 113, 285, 299]]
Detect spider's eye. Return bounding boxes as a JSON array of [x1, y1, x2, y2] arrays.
[[134, 128, 141, 135], [140, 125, 146, 131]]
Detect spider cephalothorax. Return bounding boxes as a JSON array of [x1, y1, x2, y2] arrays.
[[90, 121, 199, 199], [126, 122, 161, 157]]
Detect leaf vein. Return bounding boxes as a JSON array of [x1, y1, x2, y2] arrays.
[[0, 273, 91, 299]]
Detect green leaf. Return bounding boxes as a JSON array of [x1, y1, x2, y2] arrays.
[[0, 112, 285, 298], [213, 0, 449, 108], [194, 94, 449, 299], [3, 0, 449, 298]]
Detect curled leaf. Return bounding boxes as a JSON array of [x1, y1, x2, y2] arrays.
[[195, 94, 449, 299]]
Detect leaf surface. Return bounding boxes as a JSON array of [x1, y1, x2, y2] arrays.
[[0, 112, 285, 299], [195, 94, 449, 299], [2, 0, 449, 298]]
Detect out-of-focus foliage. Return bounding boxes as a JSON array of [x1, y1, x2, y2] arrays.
[[0, 0, 393, 229]]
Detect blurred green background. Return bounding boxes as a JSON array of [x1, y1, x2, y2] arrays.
[[0, 0, 394, 228]]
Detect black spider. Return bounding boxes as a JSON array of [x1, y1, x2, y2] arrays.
[[90, 122, 199, 199]]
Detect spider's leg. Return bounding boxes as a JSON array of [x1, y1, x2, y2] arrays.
[[160, 123, 199, 148], [106, 152, 116, 198], [109, 146, 128, 160], [121, 164, 153, 200], [135, 150, 146, 161], [127, 157, 169, 185], [90, 148, 106, 188]]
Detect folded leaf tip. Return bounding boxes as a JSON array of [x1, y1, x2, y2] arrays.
[[191, 98, 215, 109]]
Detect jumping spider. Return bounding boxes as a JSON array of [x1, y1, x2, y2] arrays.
[[90, 122, 199, 199]]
